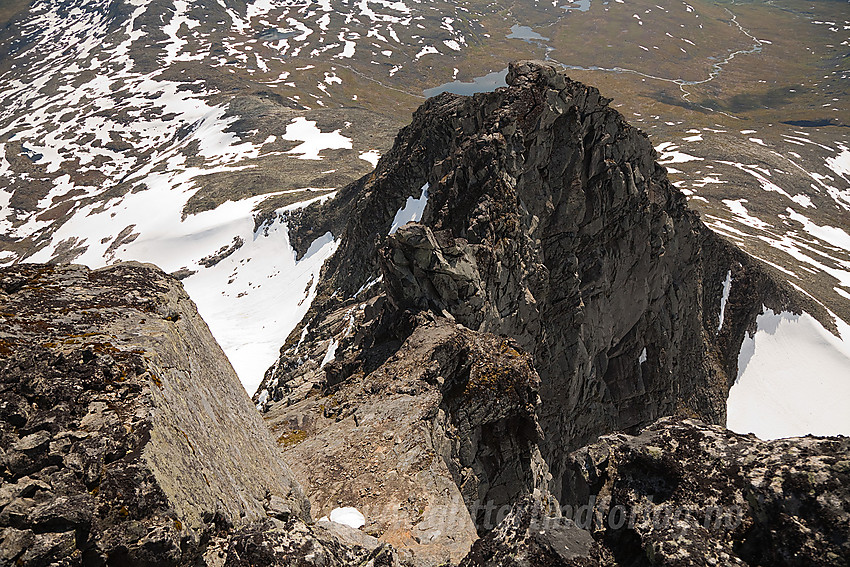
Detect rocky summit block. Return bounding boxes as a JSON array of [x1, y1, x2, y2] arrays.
[[462, 418, 850, 566], [0, 263, 399, 566], [261, 59, 823, 558]]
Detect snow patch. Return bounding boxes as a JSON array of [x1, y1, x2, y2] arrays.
[[415, 45, 439, 59], [359, 150, 380, 167], [283, 117, 352, 160], [791, 193, 814, 208], [654, 141, 704, 164], [723, 199, 770, 229], [825, 147, 850, 182], [389, 183, 429, 234], [727, 308, 850, 439], [785, 208, 850, 251], [718, 270, 732, 331], [320, 338, 338, 368], [320, 507, 366, 529]]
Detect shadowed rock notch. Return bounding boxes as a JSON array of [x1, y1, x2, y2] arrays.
[[0, 262, 398, 566], [260, 59, 825, 558]]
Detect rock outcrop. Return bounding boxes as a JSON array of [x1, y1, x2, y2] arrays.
[[262, 309, 553, 565], [0, 263, 397, 566], [461, 418, 850, 566], [258, 59, 830, 563]]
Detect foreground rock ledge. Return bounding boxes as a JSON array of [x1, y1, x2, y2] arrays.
[[0, 263, 397, 566], [462, 418, 850, 566]]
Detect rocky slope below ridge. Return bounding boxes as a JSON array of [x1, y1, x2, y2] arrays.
[[258, 60, 834, 521], [261, 308, 556, 565], [0, 262, 400, 566]]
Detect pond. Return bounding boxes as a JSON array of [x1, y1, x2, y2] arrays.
[[423, 68, 508, 98], [507, 25, 550, 42], [562, 0, 591, 11]]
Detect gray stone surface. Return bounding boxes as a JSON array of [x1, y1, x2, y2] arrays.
[[0, 262, 392, 566]]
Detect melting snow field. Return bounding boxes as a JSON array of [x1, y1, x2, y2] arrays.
[[183, 221, 338, 394], [727, 308, 850, 439], [25, 181, 338, 393]]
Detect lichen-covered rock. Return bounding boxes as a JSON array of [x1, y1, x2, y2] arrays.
[[201, 517, 400, 567], [0, 263, 317, 565], [458, 495, 603, 567], [463, 418, 850, 566]]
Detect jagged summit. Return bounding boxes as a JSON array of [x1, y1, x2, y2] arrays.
[[255, 60, 839, 564], [2, 0, 847, 400]]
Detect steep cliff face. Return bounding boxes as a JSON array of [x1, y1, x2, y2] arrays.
[[0, 263, 398, 566], [259, 59, 826, 524]]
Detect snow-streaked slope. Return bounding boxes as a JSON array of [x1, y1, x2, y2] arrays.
[[0, 0, 367, 392], [184, 216, 339, 394], [727, 307, 850, 439], [24, 171, 339, 392]]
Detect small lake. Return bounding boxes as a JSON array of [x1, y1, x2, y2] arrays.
[[423, 68, 508, 98], [507, 25, 549, 42], [259, 28, 298, 41], [783, 119, 842, 128], [562, 0, 591, 11]]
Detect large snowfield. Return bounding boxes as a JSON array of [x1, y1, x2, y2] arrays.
[[727, 307, 850, 439]]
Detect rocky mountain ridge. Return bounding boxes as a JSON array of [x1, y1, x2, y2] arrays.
[[0, 60, 848, 567], [1, 0, 848, 396], [255, 62, 831, 560]]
